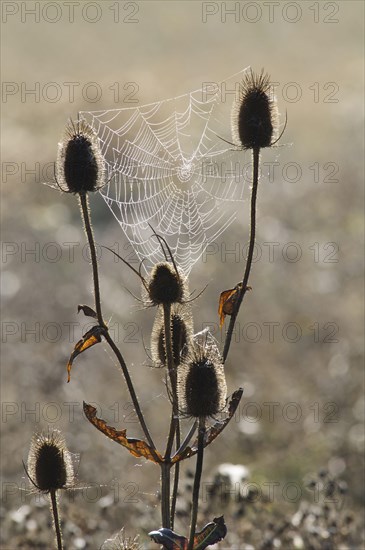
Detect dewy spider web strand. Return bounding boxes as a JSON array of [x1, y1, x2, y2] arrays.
[[80, 67, 250, 275]]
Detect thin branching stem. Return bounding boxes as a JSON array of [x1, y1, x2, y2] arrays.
[[79, 193, 106, 329], [161, 302, 182, 528], [163, 303, 176, 405], [170, 460, 180, 529], [165, 409, 177, 466], [173, 420, 198, 459], [79, 192, 158, 460], [161, 302, 181, 528], [161, 462, 171, 529], [223, 147, 260, 363], [171, 421, 199, 527], [161, 303, 173, 528], [50, 489, 63, 550], [188, 417, 206, 550]]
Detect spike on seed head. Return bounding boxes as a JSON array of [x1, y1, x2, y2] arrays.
[[147, 262, 187, 306], [231, 69, 278, 150], [178, 344, 227, 419], [56, 119, 105, 195], [27, 430, 74, 493]]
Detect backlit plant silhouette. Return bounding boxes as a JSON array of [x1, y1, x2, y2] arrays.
[[27, 68, 284, 549]]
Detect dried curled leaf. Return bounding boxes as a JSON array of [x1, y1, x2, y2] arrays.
[[66, 326, 104, 382], [148, 528, 186, 550], [218, 283, 251, 327], [218, 287, 239, 328], [83, 402, 163, 464], [172, 388, 243, 463], [148, 516, 227, 550], [194, 516, 227, 549], [78, 304, 97, 318]]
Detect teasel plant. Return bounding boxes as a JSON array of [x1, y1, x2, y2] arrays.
[[56, 119, 160, 462], [46, 67, 285, 548], [23, 429, 75, 550], [177, 338, 228, 550], [220, 68, 286, 362], [148, 268, 192, 529], [100, 239, 198, 530]]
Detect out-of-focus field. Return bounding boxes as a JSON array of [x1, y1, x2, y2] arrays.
[[1, 1, 364, 548]]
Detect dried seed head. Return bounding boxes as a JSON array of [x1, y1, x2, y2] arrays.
[[231, 69, 278, 150], [178, 344, 227, 418], [151, 306, 193, 366], [101, 527, 141, 550], [27, 430, 74, 493], [56, 119, 105, 194], [147, 262, 187, 306]]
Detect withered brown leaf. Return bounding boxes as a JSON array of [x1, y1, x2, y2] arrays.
[[218, 284, 241, 327], [77, 304, 97, 318], [218, 283, 253, 327], [148, 515, 227, 549], [66, 326, 104, 382], [83, 402, 163, 464]]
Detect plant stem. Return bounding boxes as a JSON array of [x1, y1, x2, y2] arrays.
[[188, 417, 206, 550], [163, 303, 176, 401], [173, 420, 197, 459], [50, 489, 63, 550], [79, 193, 106, 329], [223, 147, 260, 363], [161, 462, 171, 529], [162, 303, 181, 528], [170, 461, 179, 529], [79, 192, 158, 461]]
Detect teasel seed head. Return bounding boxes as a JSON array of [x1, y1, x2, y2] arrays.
[[178, 343, 227, 419], [146, 262, 187, 306], [231, 69, 278, 150], [26, 429, 74, 493], [101, 527, 141, 550], [56, 119, 105, 194], [151, 305, 193, 366]]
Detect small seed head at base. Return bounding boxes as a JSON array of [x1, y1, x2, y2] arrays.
[[231, 69, 278, 150], [56, 119, 105, 194], [101, 527, 141, 550], [27, 430, 74, 493], [178, 344, 227, 419], [147, 262, 187, 306], [151, 305, 193, 366]]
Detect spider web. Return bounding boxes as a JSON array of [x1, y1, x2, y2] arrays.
[[80, 67, 250, 275]]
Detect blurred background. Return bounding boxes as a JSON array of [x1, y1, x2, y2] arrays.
[[1, 1, 364, 548]]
